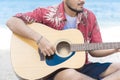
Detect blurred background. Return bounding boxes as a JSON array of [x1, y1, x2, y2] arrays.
[[0, 0, 120, 80]]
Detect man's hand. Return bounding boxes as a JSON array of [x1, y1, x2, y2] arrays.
[[115, 49, 120, 52], [37, 36, 55, 56]]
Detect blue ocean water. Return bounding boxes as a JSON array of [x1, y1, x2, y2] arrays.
[[0, 0, 120, 28]]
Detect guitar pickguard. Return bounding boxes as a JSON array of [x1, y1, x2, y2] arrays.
[[46, 52, 75, 66]]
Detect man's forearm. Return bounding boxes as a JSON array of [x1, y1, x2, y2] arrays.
[[6, 17, 42, 43], [89, 49, 119, 57]]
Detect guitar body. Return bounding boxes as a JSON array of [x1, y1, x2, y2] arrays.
[[11, 23, 86, 79]]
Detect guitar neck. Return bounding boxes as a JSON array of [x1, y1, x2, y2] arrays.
[[71, 42, 120, 51]]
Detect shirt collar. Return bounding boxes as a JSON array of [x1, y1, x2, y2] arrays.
[[58, 2, 88, 25]]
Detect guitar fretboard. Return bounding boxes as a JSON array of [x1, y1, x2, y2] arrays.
[[71, 42, 120, 51]]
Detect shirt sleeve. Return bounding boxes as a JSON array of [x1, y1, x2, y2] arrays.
[[90, 19, 102, 43], [14, 8, 43, 24]]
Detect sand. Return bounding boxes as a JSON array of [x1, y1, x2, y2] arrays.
[[0, 50, 18, 80], [0, 26, 120, 80]]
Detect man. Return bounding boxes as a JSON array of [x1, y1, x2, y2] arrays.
[[6, 0, 120, 80]]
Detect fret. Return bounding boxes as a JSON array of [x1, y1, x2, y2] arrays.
[[70, 42, 120, 51]]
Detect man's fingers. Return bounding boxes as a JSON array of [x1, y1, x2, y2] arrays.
[[42, 47, 55, 56]]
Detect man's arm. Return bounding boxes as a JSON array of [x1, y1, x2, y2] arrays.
[[6, 17, 55, 56], [6, 17, 41, 42], [89, 49, 120, 57]]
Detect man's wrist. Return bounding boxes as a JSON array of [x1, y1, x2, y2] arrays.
[[36, 36, 43, 45]]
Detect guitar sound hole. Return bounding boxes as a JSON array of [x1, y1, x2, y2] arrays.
[[56, 41, 71, 57]]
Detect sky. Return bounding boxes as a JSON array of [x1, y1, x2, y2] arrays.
[[0, 0, 120, 50]]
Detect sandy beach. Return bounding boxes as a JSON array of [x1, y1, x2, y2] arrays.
[[0, 50, 19, 80], [0, 27, 18, 80], [0, 25, 120, 80]]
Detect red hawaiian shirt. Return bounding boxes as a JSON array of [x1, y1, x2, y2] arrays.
[[14, 2, 102, 64]]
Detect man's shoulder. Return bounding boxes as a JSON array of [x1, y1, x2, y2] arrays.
[[36, 4, 60, 12], [83, 8, 95, 16], [82, 8, 97, 21]]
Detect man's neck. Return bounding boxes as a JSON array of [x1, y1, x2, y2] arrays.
[[64, 3, 77, 17]]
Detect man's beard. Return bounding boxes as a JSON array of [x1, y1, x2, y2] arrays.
[[66, 2, 84, 13], [67, 5, 83, 13]]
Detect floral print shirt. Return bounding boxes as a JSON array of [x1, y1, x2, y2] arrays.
[[14, 2, 102, 64]]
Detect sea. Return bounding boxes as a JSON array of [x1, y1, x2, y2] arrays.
[[0, 0, 120, 28], [0, 0, 120, 49]]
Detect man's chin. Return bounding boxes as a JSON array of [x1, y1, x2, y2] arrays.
[[76, 9, 83, 13]]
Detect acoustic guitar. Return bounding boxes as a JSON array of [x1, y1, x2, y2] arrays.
[[11, 23, 120, 80]]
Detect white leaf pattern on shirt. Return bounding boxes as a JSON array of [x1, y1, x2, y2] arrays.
[[44, 6, 63, 27]]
